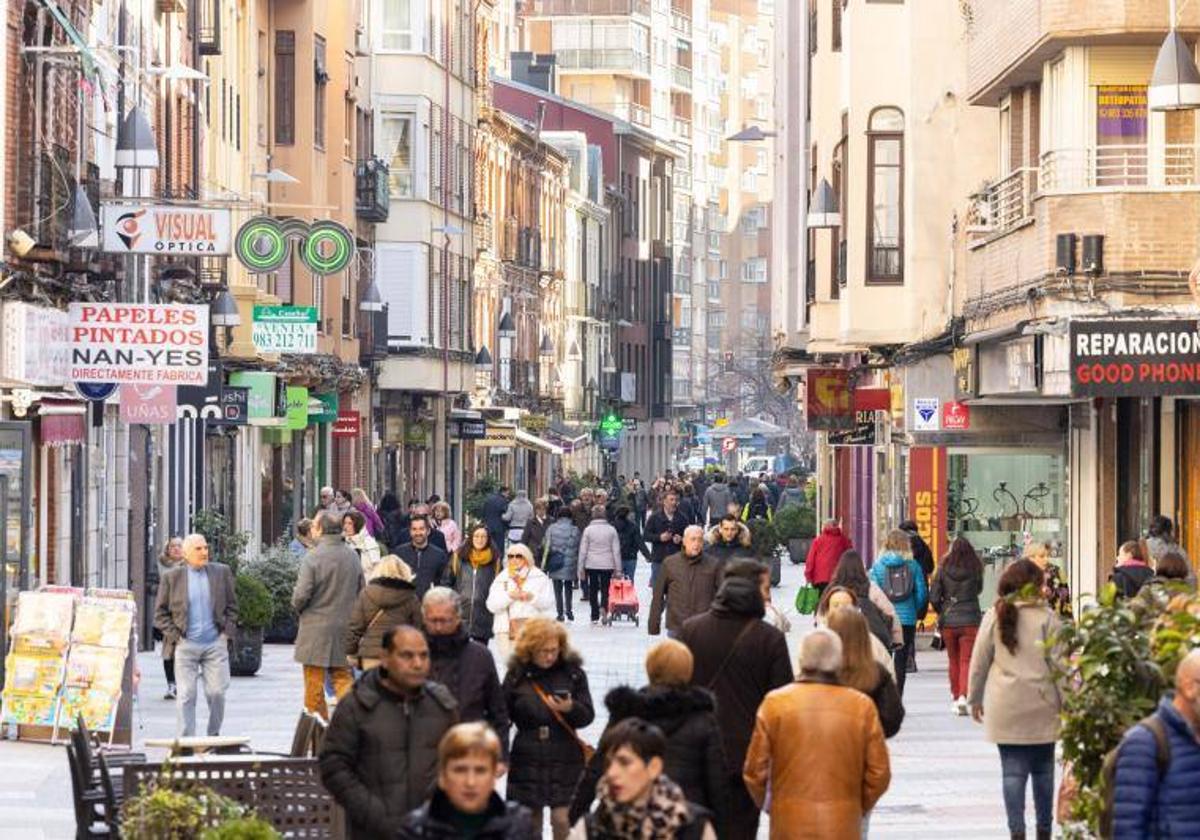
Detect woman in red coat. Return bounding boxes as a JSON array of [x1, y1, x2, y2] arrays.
[[804, 519, 853, 594]]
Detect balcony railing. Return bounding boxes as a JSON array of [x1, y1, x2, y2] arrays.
[[612, 101, 651, 127], [525, 0, 650, 16], [671, 64, 693, 89], [673, 116, 692, 139], [671, 10, 692, 37], [1040, 145, 1200, 192], [966, 167, 1035, 236], [355, 158, 391, 222], [556, 49, 650, 76]]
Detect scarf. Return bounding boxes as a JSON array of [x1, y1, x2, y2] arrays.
[[468, 545, 495, 570], [591, 774, 690, 840]]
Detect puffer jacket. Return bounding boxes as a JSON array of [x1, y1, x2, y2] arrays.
[[448, 550, 500, 640], [705, 522, 753, 565], [544, 519, 581, 581], [614, 515, 651, 562], [344, 576, 422, 661], [869, 550, 928, 627], [318, 671, 459, 840], [929, 563, 983, 628], [1112, 696, 1200, 839], [1111, 560, 1155, 599], [568, 684, 728, 827], [504, 652, 596, 808], [397, 791, 535, 839], [578, 519, 622, 574]]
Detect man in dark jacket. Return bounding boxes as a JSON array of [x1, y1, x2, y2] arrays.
[[680, 566, 793, 840], [650, 526, 722, 638], [1112, 649, 1200, 839], [612, 505, 652, 582], [706, 515, 754, 566], [644, 490, 689, 588], [482, 487, 511, 550], [319, 625, 459, 840], [422, 588, 509, 759], [397, 517, 449, 596], [392, 504, 449, 554]]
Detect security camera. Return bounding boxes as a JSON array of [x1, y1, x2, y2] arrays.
[[8, 230, 34, 258]]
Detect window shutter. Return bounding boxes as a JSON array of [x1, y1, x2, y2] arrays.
[[377, 243, 430, 345], [275, 31, 295, 145]]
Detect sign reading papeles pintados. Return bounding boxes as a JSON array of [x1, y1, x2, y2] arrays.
[[1070, 319, 1200, 397], [68, 303, 209, 385]]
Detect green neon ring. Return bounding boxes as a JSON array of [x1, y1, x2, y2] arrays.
[[236, 217, 288, 273], [301, 221, 354, 276]]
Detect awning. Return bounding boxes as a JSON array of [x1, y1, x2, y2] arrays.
[[516, 428, 563, 456], [39, 401, 86, 447]]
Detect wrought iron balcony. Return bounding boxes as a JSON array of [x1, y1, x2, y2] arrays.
[[355, 158, 391, 223]]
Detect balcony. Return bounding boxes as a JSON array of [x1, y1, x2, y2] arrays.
[[612, 101, 652, 127], [556, 49, 651, 76], [966, 167, 1035, 238], [198, 0, 221, 55], [671, 10, 692, 37], [524, 0, 650, 17], [673, 116, 692, 140], [355, 158, 391, 222], [1040, 145, 1200, 192], [671, 64, 693, 90]]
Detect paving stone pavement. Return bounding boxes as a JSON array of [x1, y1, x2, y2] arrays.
[[0, 557, 1032, 838]]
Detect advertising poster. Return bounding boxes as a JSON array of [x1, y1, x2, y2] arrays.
[[68, 304, 209, 385], [100, 204, 232, 255], [806, 369, 854, 431], [252, 306, 318, 354], [908, 446, 948, 564], [1069, 319, 1200, 397]]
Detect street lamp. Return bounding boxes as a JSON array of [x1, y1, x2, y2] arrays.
[[806, 178, 841, 229], [115, 105, 159, 169], [497, 311, 517, 339], [1150, 0, 1200, 111], [727, 125, 777, 142], [67, 184, 98, 248], [539, 333, 555, 357], [359, 278, 385, 312], [475, 345, 494, 369], [250, 168, 300, 184], [210, 289, 241, 327]]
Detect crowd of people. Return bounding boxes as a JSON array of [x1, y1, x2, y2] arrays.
[[149, 468, 1200, 839]]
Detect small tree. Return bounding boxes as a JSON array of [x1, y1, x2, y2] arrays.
[[464, 475, 500, 521], [191, 508, 252, 571]]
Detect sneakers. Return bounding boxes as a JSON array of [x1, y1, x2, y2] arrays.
[[164, 684, 177, 700], [954, 696, 969, 716]]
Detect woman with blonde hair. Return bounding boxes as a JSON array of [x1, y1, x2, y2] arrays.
[[486, 543, 554, 655], [869, 528, 928, 695], [350, 487, 386, 539], [431, 501, 462, 555], [815, 586, 895, 681], [344, 555, 420, 671], [826, 607, 904, 738], [503, 618, 595, 840], [448, 524, 502, 643], [1024, 540, 1072, 618]]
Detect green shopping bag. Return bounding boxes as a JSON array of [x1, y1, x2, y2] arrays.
[[795, 584, 820, 615]]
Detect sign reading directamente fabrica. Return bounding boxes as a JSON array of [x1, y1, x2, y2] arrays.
[[252, 306, 318, 354], [68, 303, 209, 385], [1070, 319, 1200, 397]]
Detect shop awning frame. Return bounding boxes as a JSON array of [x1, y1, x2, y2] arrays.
[[515, 428, 564, 456]]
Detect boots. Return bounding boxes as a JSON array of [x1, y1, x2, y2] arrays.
[[1036, 829, 1051, 840], [1010, 833, 1025, 840]]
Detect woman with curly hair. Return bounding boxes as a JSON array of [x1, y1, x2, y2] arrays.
[[503, 618, 595, 840], [967, 559, 1062, 840]]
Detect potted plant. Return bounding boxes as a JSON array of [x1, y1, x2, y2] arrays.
[[244, 542, 302, 644], [774, 505, 816, 565], [120, 772, 251, 839], [192, 508, 252, 568], [230, 573, 273, 677], [464, 475, 500, 520]]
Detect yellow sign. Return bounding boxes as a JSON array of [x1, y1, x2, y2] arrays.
[[714, 417, 729, 428], [476, 425, 517, 448]]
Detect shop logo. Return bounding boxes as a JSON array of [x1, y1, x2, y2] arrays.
[[114, 209, 147, 251], [234, 216, 356, 277], [913, 397, 940, 431]]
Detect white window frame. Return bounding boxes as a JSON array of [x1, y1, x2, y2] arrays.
[[379, 0, 419, 53]]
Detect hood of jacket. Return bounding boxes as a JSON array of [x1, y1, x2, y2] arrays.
[[876, 550, 910, 568], [706, 522, 751, 548], [710, 576, 765, 619], [604, 684, 716, 737], [938, 562, 977, 584], [365, 577, 418, 606], [820, 523, 845, 538], [1116, 557, 1152, 569]]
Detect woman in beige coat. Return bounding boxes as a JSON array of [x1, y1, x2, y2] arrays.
[[967, 559, 1062, 840]]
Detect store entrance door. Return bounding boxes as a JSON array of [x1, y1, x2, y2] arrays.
[[1179, 402, 1200, 569]]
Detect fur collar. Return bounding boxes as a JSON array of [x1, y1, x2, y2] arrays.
[[605, 683, 717, 722]]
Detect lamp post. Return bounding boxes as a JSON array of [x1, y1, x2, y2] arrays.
[[1150, 0, 1200, 111]]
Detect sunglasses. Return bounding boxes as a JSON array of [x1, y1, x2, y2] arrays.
[[506, 553, 525, 560]]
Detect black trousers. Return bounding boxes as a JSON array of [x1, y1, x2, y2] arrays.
[[724, 773, 761, 840], [553, 579, 575, 619], [586, 569, 612, 622], [893, 624, 917, 696], [163, 657, 175, 685]]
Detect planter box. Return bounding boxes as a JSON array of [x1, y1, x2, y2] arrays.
[[787, 538, 812, 565], [230, 626, 264, 677]]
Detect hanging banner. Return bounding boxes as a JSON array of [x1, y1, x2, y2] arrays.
[[477, 424, 516, 448], [806, 369, 853, 431], [310, 393, 339, 423], [68, 304, 208, 385], [285, 386, 309, 430], [252, 306, 318, 354], [119, 384, 178, 425], [829, 411, 878, 446], [908, 446, 948, 564], [100, 203, 231, 255], [227, 371, 278, 421]]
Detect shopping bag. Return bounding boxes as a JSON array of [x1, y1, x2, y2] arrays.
[[795, 584, 820, 615]]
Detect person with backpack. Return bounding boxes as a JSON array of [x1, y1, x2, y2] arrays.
[[1110, 540, 1155, 599], [967, 559, 1062, 840], [1110, 648, 1200, 839], [869, 529, 928, 696], [929, 537, 984, 716]]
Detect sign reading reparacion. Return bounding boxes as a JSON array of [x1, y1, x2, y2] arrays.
[[1069, 319, 1200, 397], [68, 303, 209, 385]]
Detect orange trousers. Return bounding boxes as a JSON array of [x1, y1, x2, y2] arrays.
[[302, 665, 353, 721]]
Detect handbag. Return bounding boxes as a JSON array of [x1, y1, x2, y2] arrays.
[[356, 606, 387, 669], [542, 544, 565, 574], [532, 682, 596, 763], [795, 584, 820, 615]]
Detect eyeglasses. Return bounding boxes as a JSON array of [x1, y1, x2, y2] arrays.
[[506, 554, 524, 560]]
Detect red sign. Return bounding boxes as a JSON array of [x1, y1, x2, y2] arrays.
[[807, 369, 853, 431], [119, 384, 178, 425], [332, 410, 360, 438], [852, 388, 890, 411], [942, 401, 970, 430], [908, 447, 948, 565]]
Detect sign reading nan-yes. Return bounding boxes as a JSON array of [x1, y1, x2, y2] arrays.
[[252, 306, 318, 354]]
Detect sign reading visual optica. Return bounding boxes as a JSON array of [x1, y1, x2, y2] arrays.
[[1069, 319, 1200, 397], [100, 203, 231, 254], [68, 303, 208, 385], [252, 306, 318, 354], [234, 216, 356, 276]]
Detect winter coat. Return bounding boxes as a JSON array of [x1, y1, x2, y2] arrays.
[[397, 791, 535, 840], [448, 551, 500, 640], [679, 578, 794, 775], [395, 541, 449, 597], [776, 487, 805, 511], [568, 803, 716, 840], [427, 629, 509, 756], [869, 551, 928, 627], [705, 522, 753, 566], [482, 492, 510, 544], [544, 519, 581, 581], [568, 684, 728, 827], [436, 518, 463, 555], [649, 550, 723, 637], [614, 516, 651, 562], [743, 679, 891, 839], [967, 602, 1062, 745], [701, 483, 733, 524], [578, 520, 622, 575], [864, 663, 905, 738], [1112, 559, 1155, 598], [153, 562, 238, 660], [1146, 536, 1189, 566], [318, 671, 459, 840], [741, 497, 772, 522], [521, 516, 551, 560], [678, 495, 702, 526], [1112, 696, 1200, 840], [907, 531, 935, 578], [502, 494, 535, 540], [485, 565, 555, 637], [929, 563, 983, 628], [291, 535, 365, 667], [347, 530, 384, 581], [344, 576, 422, 662], [804, 524, 853, 585], [354, 500, 386, 540], [504, 653, 596, 808], [644, 508, 690, 565]]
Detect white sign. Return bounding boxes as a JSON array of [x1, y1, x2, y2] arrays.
[[0, 302, 70, 386], [100, 203, 232, 255], [251, 305, 318, 354], [68, 303, 209, 385], [913, 397, 940, 431]]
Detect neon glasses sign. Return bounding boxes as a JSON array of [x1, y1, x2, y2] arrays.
[[234, 216, 356, 276]]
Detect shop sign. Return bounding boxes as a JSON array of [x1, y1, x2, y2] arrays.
[[1069, 319, 1200, 397], [100, 203, 231, 255], [852, 388, 890, 412], [405, 420, 430, 449], [285, 386, 309, 430], [454, 419, 486, 439], [214, 387, 248, 425], [310, 392, 339, 423], [942, 401, 970, 430], [332, 410, 361, 437], [953, 346, 977, 400], [477, 424, 516, 448], [68, 303, 208, 385], [228, 371, 277, 420], [0, 303, 70, 386], [235, 216, 356, 276], [806, 369, 853, 431], [622, 417, 638, 431], [913, 397, 940, 431], [829, 411, 877, 446], [119, 384, 177, 425], [252, 306, 318, 354], [909, 446, 948, 563]]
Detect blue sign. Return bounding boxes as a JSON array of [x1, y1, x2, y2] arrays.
[[75, 382, 119, 402]]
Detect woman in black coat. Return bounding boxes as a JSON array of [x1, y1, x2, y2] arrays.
[[567, 639, 727, 829], [503, 617, 595, 840]]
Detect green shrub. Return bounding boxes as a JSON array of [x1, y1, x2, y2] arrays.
[[192, 508, 252, 572], [464, 475, 500, 520], [243, 543, 301, 626], [120, 776, 245, 839], [773, 505, 815, 541], [746, 518, 778, 559], [201, 817, 281, 840], [234, 574, 274, 629]]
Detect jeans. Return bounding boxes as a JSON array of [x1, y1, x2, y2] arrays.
[[649, 561, 663, 589], [302, 665, 353, 722], [621, 558, 637, 583], [553, 579, 575, 619], [175, 637, 230, 737], [586, 569, 613, 622], [942, 624, 979, 699], [893, 625, 917, 696], [998, 743, 1056, 833]]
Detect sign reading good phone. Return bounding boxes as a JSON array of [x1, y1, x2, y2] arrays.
[[1069, 319, 1200, 397]]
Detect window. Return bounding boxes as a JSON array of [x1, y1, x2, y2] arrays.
[[256, 34, 267, 145], [382, 0, 414, 50], [998, 94, 1011, 176], [343, 58, 354, 159], [274, 31, 295, 145], [380, 112, 414, 197], [741, 258, 767, 283], [718, 259, 728, 279], [832, 0, 842, 51], [808, 0, 817, 54], [866, 107, 904, 283], [314, 36, 327, 149], [831, 137, 845, 298]]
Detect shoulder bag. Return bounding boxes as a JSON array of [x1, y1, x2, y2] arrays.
[[532, 681, 595, 763]]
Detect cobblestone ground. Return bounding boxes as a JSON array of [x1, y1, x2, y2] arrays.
[[0, 558, 1025, 839]]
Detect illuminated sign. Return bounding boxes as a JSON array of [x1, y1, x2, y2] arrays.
[[234, 216, 356, 276]]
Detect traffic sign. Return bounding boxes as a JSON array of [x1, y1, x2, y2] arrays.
[[721, 437, 737, 453]]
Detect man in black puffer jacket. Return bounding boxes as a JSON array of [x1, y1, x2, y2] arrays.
[[612, 505, 652, 582]]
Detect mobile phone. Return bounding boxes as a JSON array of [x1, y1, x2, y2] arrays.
[[553, 689, 571, 700]]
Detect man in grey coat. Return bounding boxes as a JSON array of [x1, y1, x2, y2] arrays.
[[292, 512, 364, 721], [154, 533, 238, 737], [702, 474, 734, 526]]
